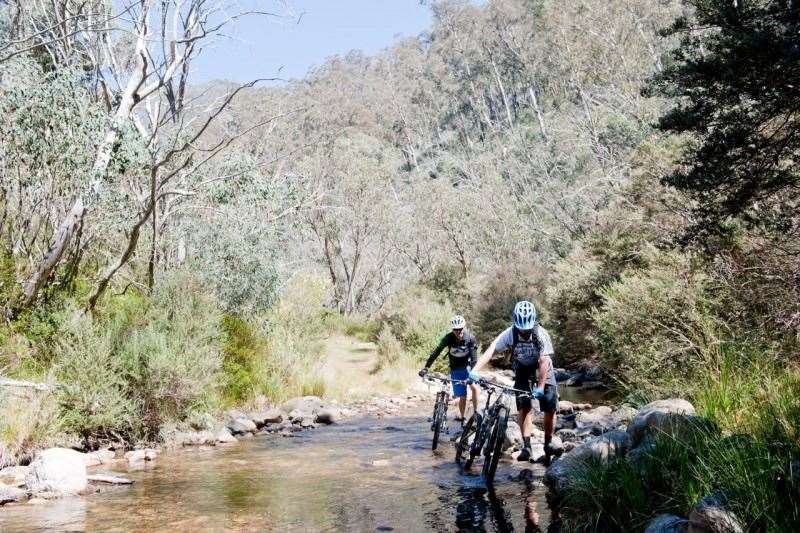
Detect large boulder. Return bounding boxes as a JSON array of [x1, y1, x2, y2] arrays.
[[543, 455, 583, 500], [575, 406, 612, 430], [610, 405, 637, 427], [645, 514, 688, 533], [281, 396, 325, 416], [575, 405, 637, 434], [0, 483, 26, 505], [627, 399, 696, 446], [569, 431, 631, 462], [86, 449, 116, 465], [248, 408, 284, 428], [216, 428, 238, 444], [554, 368, 572, 382], [688, 492, 744, 533], [124, 449, 158, 464], [25, 448, 88, 497]]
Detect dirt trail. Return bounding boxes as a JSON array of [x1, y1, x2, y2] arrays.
[[321, 334, 418, 400]]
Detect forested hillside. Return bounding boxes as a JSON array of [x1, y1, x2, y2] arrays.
[[1, 1, 798, 529]]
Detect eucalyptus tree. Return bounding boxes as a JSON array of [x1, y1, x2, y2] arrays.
[[0, 0, 290, 313]]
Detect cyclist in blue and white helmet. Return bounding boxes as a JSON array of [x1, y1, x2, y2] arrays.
[[419, 315, 480, 423], [471, 300, 561, 464]]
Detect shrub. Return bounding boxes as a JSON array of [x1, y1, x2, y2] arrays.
[[375, 323, 405, 371], [377, 285, 453, 364], [590, 248, 717, 394], [54, 274, 224, 443], [323, 311, 380, 342], [220, 314, 266, 406], [255, 271, 330, 402], [561, 419, 800, 532]]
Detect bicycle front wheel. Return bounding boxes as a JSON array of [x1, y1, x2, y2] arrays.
[[431, 392, 448, 451], [482, 405, 508, 484], [455, 413, 477, 463]]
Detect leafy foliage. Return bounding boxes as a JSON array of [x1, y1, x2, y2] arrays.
[[648, 0, 800, 234]]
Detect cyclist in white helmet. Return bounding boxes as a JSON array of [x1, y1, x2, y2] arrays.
[[471, 300, 560, 464], [419, 315, 480, 422]]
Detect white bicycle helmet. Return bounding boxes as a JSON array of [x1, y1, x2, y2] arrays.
[[449, 315, 466, 330], [513, 301, 537, 330]]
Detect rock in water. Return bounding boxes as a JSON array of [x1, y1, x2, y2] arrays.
[[124, 449, 158, 464], [0, 466, 29, 487], [87, 474, 134, 485], [0, 483, 26, 505], [574, 406, 613, 431], [281, 396, 325, 416], [315, 408, 338, 425], [25, 448, 88, 497], [226, 417, 257, 435], [248, 408, 284, 427], [645, 514, 688, 533], [503, 421, 523, 451], [569, 431, 630, 462], [216, 428, 238, 444]]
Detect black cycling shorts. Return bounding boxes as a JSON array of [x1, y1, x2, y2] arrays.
[[514, 363, 558, 413]]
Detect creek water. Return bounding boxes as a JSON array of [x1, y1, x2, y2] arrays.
[[0, 385, 604, 533]]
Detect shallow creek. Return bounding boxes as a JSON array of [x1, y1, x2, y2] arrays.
[[1, 385, 606, 532]]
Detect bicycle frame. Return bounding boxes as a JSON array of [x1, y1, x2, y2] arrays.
[[422, 373, 469, 451], [457, 378, 533, 482]]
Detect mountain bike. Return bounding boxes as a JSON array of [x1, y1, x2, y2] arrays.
[[422, 373, 466, 451], [456, 378, 531, 485]]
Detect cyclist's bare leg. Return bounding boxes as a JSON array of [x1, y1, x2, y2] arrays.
[[543, 412, 555, 442], [518, 406, 532, 437], [457, 395, 467, 419], [469, 383, 479, 413]]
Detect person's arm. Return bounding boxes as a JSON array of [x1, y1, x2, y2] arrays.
[[537, 327, 555, 389], [471, 339, 497, 373], [537, 354, 552, 389], [423, 335, 448, 369]]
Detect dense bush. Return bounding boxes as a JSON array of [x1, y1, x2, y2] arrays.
[[378, 285, 454, 360], [590, 248, 716, 394], [257, 271, 330, 400], [56, 274, 223, 442]]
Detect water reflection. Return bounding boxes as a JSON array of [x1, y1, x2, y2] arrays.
[[448, 468, 563, 533]]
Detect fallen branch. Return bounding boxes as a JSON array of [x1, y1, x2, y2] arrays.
[[0, 377, 60, 392], [88, 474, 134, 485]]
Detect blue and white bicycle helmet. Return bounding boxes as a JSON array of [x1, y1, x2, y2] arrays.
[[513, 300, 537, 330]]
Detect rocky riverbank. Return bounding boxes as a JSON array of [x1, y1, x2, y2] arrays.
[[542, 398, 746, 532]]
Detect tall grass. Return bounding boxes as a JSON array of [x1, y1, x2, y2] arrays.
[[560, 347, 800, 532], [0, 390, 59, 464]]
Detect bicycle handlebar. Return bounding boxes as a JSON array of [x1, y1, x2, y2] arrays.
[[422, 374, 532, 397]]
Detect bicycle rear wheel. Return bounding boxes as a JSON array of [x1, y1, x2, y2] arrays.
[[431, 391, 448, 451], [482, 405, 508, 484], [455, 413, 477, 463]]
